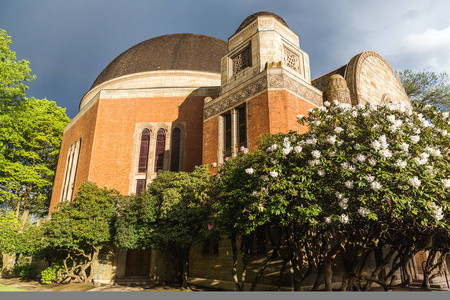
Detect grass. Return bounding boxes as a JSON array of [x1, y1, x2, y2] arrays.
[[0, 283, 28, 292]]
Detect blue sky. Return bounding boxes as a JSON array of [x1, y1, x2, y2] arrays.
[[1, 0, 450, 118]]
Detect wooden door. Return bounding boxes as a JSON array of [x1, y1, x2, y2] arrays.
[[125, 249, 151, 276]]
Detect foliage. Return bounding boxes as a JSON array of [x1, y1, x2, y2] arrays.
[[39, 182, 119, 283], [40, 262, 64, 284], [397, 69, 450, 110], [13, 263, 39, 279], [208, 100, 450, 290], [115, 166, 210, 288], [0, 211, 22, 254], [0, 29, 70, 223]]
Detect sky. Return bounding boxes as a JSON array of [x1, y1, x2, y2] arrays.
[[1, 0, 450, 119]]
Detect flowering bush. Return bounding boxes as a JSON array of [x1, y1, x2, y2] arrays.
[[209, 100, 450, 290]]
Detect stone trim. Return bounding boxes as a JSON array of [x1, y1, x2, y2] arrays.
[[128, 122, 186, 195], [204, 70, 323, 120]]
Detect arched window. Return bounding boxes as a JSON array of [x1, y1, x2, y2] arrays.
[[154, 129, 165, 172], [170, 128, 181, 171], [138, 129, 150, 173]]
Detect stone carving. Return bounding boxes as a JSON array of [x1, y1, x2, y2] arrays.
[[284, 47, 300, 72], [229, 22, 258, 47], [268, 74, 323, 106], [204, 76, 267, 119], [232, 46, 251, 76]]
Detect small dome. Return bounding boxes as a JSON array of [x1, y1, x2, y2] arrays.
[[234, 11, 290, 34], [90, 33, 228, 90]]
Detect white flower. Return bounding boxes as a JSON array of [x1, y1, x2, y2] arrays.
[[387, 115, 396, 123], [413, 156, 428, 165], [354, 144, 361, 150], [413, 128, 421, 134], [245, 168, 254, 175], [266, 144, 278, 152], [252, 191, 258, 196], [358, 207, 371, 217], [333, 99, 340, 106], [326, 135, 337, 144], [443, 112, 449, 120], [297, 114, 305, 120], [335, 127, 344, 134], [317, 169, 325, 177], [311, 150, 321, 159], [371, 181, 382, 191], [325, 217, 332, 224], [270, 170, 279, 178], [335, 192, 344, 200], [344, 181, 354, 189], [410, 135, 420, 144], [308, 159, 320, 166], [282, 146, 292, 156], [306, 138, 317, 146], [399, 142, 409, 152], [441, 179, 450, 188], [339, 214, 349, 224], [365, 174, 375, 182], [312, 120, 321, 126], [294, 145, 302, 153], [270, 158, 278, 165], [336, 140, 344, 147], [339, 201, 348, 210], [379, 149, 393, 159], [370, 140, 381, 150], [355, 154, 366, 163], [319, 106, 327, 112], [430, 148, 441, 157], [372, 124, 380, 131], [324, 101, 331, 107], [351, 111, 358, 117], [368, 158, 377, 166], [348, 165, 356, 172], [408, 176, 421, 187], [394, 159, 407, 168], [261, 187, 269, 195], [430, 202, 444, 221], [212, 162, 217, 167]]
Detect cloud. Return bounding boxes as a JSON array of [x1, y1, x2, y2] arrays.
[[388, 26, 450, 73]]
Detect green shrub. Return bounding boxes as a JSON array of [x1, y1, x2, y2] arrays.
[[13, 264, 39, 279], [40, 262, 64, 285]]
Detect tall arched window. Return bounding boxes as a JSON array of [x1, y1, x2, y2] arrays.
[[154, 129, 166, 172], [170, 128, 181, 171], [138, 129, 150, 173]]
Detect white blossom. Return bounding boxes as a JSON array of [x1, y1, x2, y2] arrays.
[[368, 158, 377, 166], [325, 217, 332, 224], [266, 144, 278, 152], [335, 127, 344, 134], [326, 135, 337, 144], [294, 145, 303, 153], [297, 114, 305, 120], [245, 168, 254, 175], [252, 191, 258, 196], [370, 140, 381, 150], [358, 207, 371, 217], [318, 169, 325, 177], [312, 120, 321, 126], [372, 124, 380, 131], [311, 150, 321, 159], [410, 135, 420, 144], [335, 192, 344, 200], [282, 146, 292, 156], [348, 165, 356, 172], [394, 159, 407, 168], [442, 179, 450, 188], [307, 108, 314, 114], [270, 170, 279, 178], [324, 101, 331, 107], [399, 142, 409, 152], [336, 140, 344, 147], [306, 138, 317, 146], [308, 159, 320, 166], [371, 181, 382, 191], [443, 112, 449, 120], [351, 111, 358, 118], [408, 176, 421, 188], [344, 181, 354, 189], [339, 214, 349, 224], [365, 174, 375, 182], [430, 202, 444, 221], [319, 106, 327, 112], [339, 201, 348, 210], [270, 158, 278, 165], [333, 99, 340, 106], [212, 162, 217, 167], [379, 149, 393, 159], [387, 115, 396, 123], [413, 128, 421, 134]]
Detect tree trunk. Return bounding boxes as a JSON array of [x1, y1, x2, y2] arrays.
[[230, 233, 241, 291], [250, 250, 278, 291]]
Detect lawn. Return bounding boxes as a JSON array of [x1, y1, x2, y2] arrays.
[[0, 283, 28, 292]]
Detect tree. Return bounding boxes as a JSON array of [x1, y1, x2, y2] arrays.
[[115, 167, 210, 289], [39, 182, 119, 283], [0, 29, 70, 223], [397, 69, 450, 110], [209, 100, 450, 291]]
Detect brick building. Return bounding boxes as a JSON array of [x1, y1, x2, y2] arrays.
[[50, 12, 411, 287]]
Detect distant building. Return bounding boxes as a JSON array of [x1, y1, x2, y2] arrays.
[[50, 11, 412, 287]]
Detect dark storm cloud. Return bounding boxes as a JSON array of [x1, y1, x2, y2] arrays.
[[1, 0, 449, 118]]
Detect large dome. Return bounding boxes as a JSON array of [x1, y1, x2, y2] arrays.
[[90, 33, 228, 89]]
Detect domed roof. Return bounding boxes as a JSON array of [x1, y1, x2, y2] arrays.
[[234, 11, 289, 34], [90, 33, 228, 89]]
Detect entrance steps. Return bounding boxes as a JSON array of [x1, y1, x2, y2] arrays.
[[408, 275, 450, 290], [114, 276, 153, 286]]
